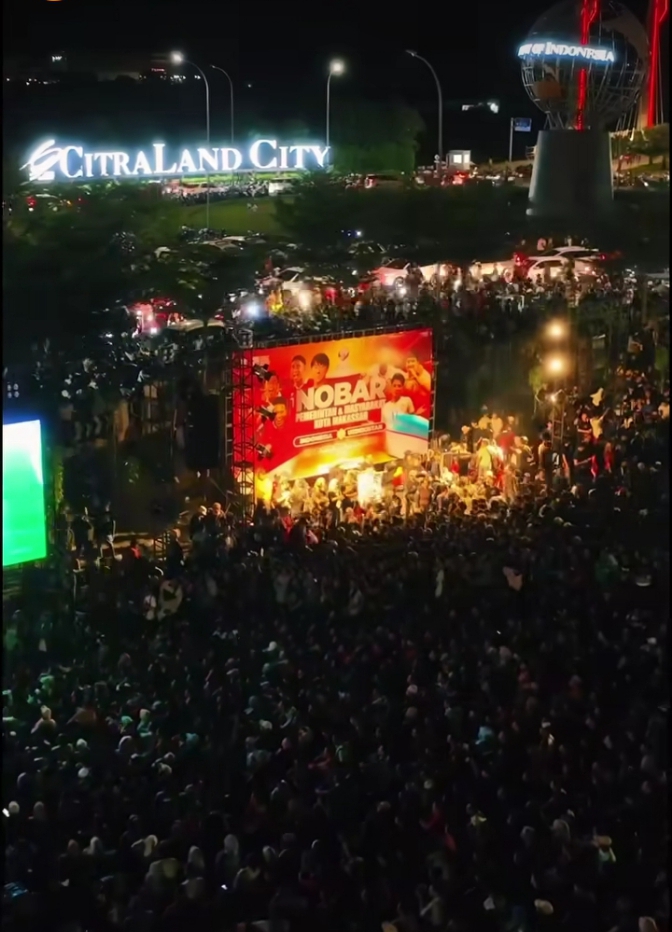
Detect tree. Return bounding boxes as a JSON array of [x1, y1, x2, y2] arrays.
[[643, 123, 669, 166], [331, 100, 424, 174], [276, 180, 527, 258], [274, 175, 363, 247], [2, 175, 223, 408], [626, 125, 670, 167]]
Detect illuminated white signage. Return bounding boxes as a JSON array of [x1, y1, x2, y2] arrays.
[[22, 139, 331, 182], [518, 41, 616, 63]]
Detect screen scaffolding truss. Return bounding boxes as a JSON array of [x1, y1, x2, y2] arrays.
[[227, 322, 436, 511], [227, 329, 256, 517]]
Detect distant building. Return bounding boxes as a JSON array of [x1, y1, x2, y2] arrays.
[[3, 51, 171, 84]]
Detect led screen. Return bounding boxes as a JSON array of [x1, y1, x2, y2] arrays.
[[238, 328, 434, 480], [2, 419, 48, 567]]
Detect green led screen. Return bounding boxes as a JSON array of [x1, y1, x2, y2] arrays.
[[2, 419, 48, 567]]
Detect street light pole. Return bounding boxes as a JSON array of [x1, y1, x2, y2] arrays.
[[326, 73, 333, 152], [508, 117, 515, 164], [210, 65, 235, 145], [406, 50, 444, 167], [171, 52, 211, 228], [326, 60, 345, 164]]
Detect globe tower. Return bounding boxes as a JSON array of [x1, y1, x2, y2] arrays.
[[519, 0, 647, 218]]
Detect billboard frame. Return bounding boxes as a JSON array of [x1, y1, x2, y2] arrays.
[[230, 322, 436, 508]]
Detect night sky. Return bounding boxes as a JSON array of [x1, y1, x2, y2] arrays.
[[2, 0, 657, 161], [3, 0, 651, 97]]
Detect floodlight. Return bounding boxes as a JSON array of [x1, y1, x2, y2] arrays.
[[546, 356, 565, 375], [252, 364, 271, 382], [256, 406, 276, 422], [546, 320, 567, 340], [297, 290, 312, 311]]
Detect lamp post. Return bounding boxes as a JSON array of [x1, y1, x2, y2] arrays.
[[406, 50, 444, 167], [545, 320, 568, 342], [326, 59, 345, 163], [210, 65, 235, 145], [171, 52, 212, 228]]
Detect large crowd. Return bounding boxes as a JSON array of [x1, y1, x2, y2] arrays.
[[3, 309, 669, 932]]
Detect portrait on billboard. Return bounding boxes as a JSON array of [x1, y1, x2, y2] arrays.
[[242, 329, 434, 479]]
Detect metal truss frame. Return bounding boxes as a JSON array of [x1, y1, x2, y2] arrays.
[[227, 328, 256, 517]]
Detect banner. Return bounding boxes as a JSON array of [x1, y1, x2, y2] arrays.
[[246, 329, 433, 479]]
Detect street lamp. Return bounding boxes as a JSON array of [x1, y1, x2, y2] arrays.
[[171, 52, 212, 228], [210, 65, 235, 145], [326, 59, 345, 161], [546, 355, 566, 375], [546, 320, 568, 340], [406, 50, 444, 166]]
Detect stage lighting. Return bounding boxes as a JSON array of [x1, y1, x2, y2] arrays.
[[546, 320, 567, 340], [253, 364, 271, 382], [297, 290, 312, 311], [255, 443, 272, 459], [256, 406, 276, 422]]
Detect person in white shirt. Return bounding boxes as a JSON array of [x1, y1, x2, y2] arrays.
[[382, 373, 415, 426]]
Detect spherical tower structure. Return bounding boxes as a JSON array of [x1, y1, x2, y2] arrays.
[[519, 0, 648, 219]]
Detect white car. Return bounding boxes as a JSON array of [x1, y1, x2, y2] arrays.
[[371, 258, 450, 288], [524, 256, 597, 280], [529, 245, 600, 262], [470, 252, 597, 282], [259, 267, 306, 294], [259, 267, 330, 297]]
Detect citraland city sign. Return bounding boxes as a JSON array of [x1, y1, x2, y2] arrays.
[[22, 139, 331, 182], [518, 41, 616, 63]]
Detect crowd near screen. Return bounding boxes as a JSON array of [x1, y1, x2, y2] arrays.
[[2, 418, 48, 568], [246, 329, 434, 479]]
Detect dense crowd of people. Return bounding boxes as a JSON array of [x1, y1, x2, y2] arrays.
[[247, 263, 668, 347], [3, 326, 669, 931]]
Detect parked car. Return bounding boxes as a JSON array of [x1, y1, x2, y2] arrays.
[[370, 258, 450, 288], [524, 256, 598, 280], [470, 253, 598, 282], [536, 245, 622, 262], [258, 266, 307, 295], [258, 267, 332, 301]]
